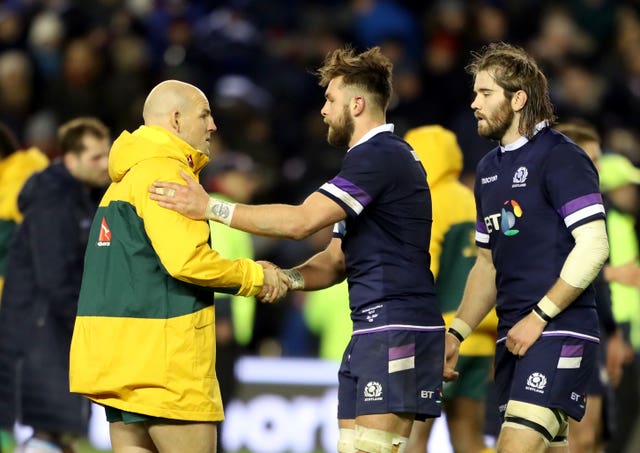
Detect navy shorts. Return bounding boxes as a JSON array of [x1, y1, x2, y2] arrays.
[[585, 341, 606, 395], [495, 335, 598, 422], [337, 329, 444, 421]]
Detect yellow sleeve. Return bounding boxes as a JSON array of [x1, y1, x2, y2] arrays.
[[129, 159, 264, 297]]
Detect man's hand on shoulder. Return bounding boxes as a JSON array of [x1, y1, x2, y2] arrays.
[[149, 170, 209, 220]]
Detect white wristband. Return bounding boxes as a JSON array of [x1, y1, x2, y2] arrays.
[[206, 197, 236, 226], [448, 318, 473, 342], [283, 269, 305, 290], [536, 295, 561, 319]]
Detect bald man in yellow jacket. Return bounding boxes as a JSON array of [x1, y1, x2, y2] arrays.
[[69, 80, 286, 453]]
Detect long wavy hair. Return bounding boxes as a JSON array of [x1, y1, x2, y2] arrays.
[[466, 42, 556, 138]]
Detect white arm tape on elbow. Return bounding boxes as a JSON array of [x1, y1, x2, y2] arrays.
[[206, 197, 236, 226], [560, 219, 609, 289]]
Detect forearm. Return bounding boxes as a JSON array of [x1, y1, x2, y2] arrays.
[[206, 191, 344, 240], [293, 254, 346, 291], [454, 253, 497, 331], [533, 219, 609, 321], [282, 238, 346, 291], [230, 203, 314, 240]]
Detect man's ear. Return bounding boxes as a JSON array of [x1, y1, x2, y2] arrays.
[[171, 111, 181, 132], [62, 152, 78, 176], [353, 96, 365, 116], [511, 90, 527, 112]]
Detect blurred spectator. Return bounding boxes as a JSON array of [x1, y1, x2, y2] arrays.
[[556, 121, 626, 453], [102, 33, 151, 134], [0, 6, 25, 51], [528, 5, 595, 72], [0, 122, 48, 299], [602, 127, 640, 165], [566, 0, 617, 58], [351, 0, 422, 65], [201, 152, 263, 453], [470, 0, 509, 47], [0, 117, 110, 453], [23, 110, 59, 159], [0, 50, 35, 136], [44, 38, 107, 123], [552, 58, 606, 127], [302, 278, 351, 361], [27, 11, 65, 83], [602, 41, 640, 132], [598, 152, 640, 453]]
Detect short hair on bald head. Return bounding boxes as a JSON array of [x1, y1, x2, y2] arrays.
[[143, 80, 202, 124]]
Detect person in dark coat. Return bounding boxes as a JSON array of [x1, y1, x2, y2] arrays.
[[0, 117, 111, 453]]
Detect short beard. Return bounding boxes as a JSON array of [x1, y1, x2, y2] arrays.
[[327, 105, 354, 148], [478, 99, 515, 141]]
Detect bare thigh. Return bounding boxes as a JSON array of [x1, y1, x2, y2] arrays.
[[109, 421, 158, 453], [148, 421, 217, 453], [109, 420, 217, 453]]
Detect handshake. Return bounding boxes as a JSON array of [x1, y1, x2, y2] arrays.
[[256, 261, 305, 303]]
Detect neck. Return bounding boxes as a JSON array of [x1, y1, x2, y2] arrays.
[[349, 117, 386, 148], [500, 116, 523, 146]]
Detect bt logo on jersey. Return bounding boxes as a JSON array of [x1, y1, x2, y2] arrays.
[[483, 199, 524, 236]]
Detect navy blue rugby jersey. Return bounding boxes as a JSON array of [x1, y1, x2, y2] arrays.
[[474, 124, 605, 341], [318, 125, 443, 334]]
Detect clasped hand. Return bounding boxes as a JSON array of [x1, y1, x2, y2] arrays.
[[257, 261, 291, 303]]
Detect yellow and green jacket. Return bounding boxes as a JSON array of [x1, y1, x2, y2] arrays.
[[405, 126, 497, 356], [0, 147, 48, 296], [69, 126, 264, 421]]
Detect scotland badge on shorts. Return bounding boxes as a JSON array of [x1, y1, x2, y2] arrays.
[[525, 372, 547, 394], [364, 381, 383, 402]]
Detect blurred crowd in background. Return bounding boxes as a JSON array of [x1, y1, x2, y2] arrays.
[[2, 0, 640, 197], [2, 0, 640, 450]]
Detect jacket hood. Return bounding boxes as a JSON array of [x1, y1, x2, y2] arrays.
[[109, 125, 210, 182], [404, 125, 463, 189]]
